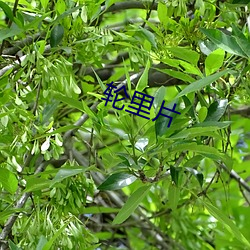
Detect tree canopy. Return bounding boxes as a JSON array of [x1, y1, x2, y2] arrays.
[[0, 0, 250, 249]]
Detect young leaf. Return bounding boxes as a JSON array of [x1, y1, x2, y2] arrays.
[[112, 185, 151, 224], [98, 172, 137, 191], [50, 24, 64, 47], [0, 168, 18, 194], [136, 59, 150, 92], [205, 49, 225, 75]]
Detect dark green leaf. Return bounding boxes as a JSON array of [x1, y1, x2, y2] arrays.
[[0, 2, 14, 21], [170, 166, 181, 186], [98, 172, 137, 191], [155, 99, 180, 137], [50, 24, 64, 47], [232, 0, 250, 4], [205, 99, 228, 122]]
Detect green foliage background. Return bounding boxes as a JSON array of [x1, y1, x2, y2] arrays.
[[0, 0, 250, 249]]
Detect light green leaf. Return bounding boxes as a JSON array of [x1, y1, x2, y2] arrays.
[[203, 201, 250, 248], [170, 126, 220, 139], [112, 185, 151, 224], [136, 59, 150, 92], [168, 182, 180, 210], [157, 2, 168, 24], [42, 223, 69, 250], [53, 92, 84, 112], [205, 49, 225, 75], [176, 70, 231, 98], [51, 166, 86, 186], [80, 206, 120, 214], [36, 236, 48, 250], [0, 168, 18, 194], [156, 67, 195, 83], [24, 177, 51, 192], [168, 47, 200, 65]]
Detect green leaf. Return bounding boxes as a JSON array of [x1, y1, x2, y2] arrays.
[[53, 92, 85, 112], [0, 26, 23, 42], [156, 67, 195, 83], [176, 70, 231, 98], [205, 99, 228, 122], [0, 1, 14, 21], [51, 166, 86, 186], [168, 182, 180, 210], [98, 172, 137, 191], [0, 168, 18, 194], [232, 0, 250, 4], [154, 86, 166, 110], [170, 126, 220, 139], [170, 166, 181, 186], [80, 206, 120, 214], [50, 24, 64, 47], [9, 241, 21, 250], [200, 28, 247, 58], [157, 1, 168, 24], [24, 177, 51, 192], [138, 27, 157, 49], [36, 236, 48, 250], [112, 185, 151, 224], [203, 201, 250, 248], [193, 121, 231, 129], [205, 49, 225, 75], [136, 59, 150, 92], [185, 167, 204, 187], [42, 223, 69, 250], [198, 106, 208, 122], [168, 47, 200, 65]]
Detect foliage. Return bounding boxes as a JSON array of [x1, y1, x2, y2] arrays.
[[1, 0, 250, 249]]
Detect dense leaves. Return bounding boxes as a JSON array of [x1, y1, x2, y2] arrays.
[[0, 0, 250, 249]]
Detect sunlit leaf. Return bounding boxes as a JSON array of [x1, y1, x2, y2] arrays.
[[98, 172, 137, 191], [0, 168, 18, 194]]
